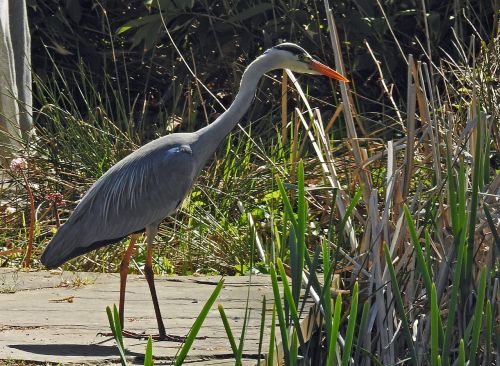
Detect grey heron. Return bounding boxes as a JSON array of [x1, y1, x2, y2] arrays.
[[41, 43, 348, 340]]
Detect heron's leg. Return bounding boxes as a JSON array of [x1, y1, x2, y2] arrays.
[[119, 234, 139, 329], [144, 225, 167, 338]]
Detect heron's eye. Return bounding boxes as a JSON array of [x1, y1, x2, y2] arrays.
[[298, 53, 312, 63]]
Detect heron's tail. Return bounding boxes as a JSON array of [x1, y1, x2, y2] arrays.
[[41, 224, 125, 269]]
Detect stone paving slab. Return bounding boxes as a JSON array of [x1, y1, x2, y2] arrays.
[[0, 268, 304, 365]]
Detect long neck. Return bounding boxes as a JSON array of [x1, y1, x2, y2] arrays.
[[195, 53, 281, 156]]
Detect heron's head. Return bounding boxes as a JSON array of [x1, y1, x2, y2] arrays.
[[264, 43, 349, 82]]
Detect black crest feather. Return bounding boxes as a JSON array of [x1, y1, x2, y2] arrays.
[[273, 43, 307, 56]]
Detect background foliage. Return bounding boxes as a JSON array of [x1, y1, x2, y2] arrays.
[[29, 0, 496, 137]]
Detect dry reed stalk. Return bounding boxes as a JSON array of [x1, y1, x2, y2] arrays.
[[369, 188, 394, 365], [409, 58, 429, 131], [364, 40, 404, 128], [324, 1, 372, 204], [422, 63, 442, 179], [314, 110, 361, 253], [290, 111, 299, 184], [403, 56, 417, 202], [286, 68, 359, 251], [383, 141, 396, 246], [281, 71, 288, 145], [361, 138, 406, 169], [323, 103, 343, 135]]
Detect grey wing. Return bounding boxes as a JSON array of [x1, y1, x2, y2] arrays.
[[41, 144, 196, 268], [84, 145, 195, 236]]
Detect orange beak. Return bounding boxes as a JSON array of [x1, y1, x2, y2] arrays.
[[310, 60, 349, 82]]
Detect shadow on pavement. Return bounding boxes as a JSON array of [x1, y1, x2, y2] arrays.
[[9, 343, 144, 358]]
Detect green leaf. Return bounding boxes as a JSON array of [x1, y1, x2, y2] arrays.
[[276, 176, 299, 233], [444, 128, 458, 233], [144, 336, 153, 366], [267, 304, 276, 366], [485, 300, 493, 366], [404, 205, 433, 295], [327, 293, 342, 366], [341, 282, 359, 366], [431, 283, 440, 365], [442, 229, 465, 366], [277, 258, 305, 347], [290, 329, 298, 366], [458, 339, 465, 366], [338, 187, 362, 239], [105, 305, 128, 366], [269, 264, 289, 365], [116, 14, 162, 35], [257, 296, 266, 366], [468, 267, 487, 366], [113, 304, 124, 350], [218, 304, 238, 357], [295, 160, 306, 306]]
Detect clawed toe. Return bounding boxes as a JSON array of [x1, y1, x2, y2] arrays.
[[98, 330, 190, 342]]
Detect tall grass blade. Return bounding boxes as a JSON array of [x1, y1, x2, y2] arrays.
[[431, 283, 440, 365], [403, 205, 432, 295], [321, 240, 333, 346], [218, 304, 239, 360], [267, 304, 276, 366], [295, 160, 306, 307], [457, 157, 467, 231], [466, 108, 483, 279], [458, 339, 465, 366], [105, 305, 127, 366], [277, 258, 305, 347], [276, 177, 299, 235], [269, 264, 290, 365], [236, 305, 250, 363], [290, 329, 298, 366], [468, 266, 487, 366], [383, 244, 418, 365], [175, 278, 225, 366], [444, 116, 459, 234], [485, 300, 492, 366], [341, 282, 359, 366], [327, 293, 342, 366], [354, 300, 370, 365], [338, 187, 363, 246], [442, 230, 465, 366], [112, 305, 125, 350], [144, 336, 153, 366], [257, 296, 266, 366]]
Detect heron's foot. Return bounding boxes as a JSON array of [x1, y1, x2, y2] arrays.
[[98, 330, 192, 342], [151, 332, 187, 342], [124, 331, 195, 343]]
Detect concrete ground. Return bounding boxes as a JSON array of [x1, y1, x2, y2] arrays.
[[0, 268, 297, 365]]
